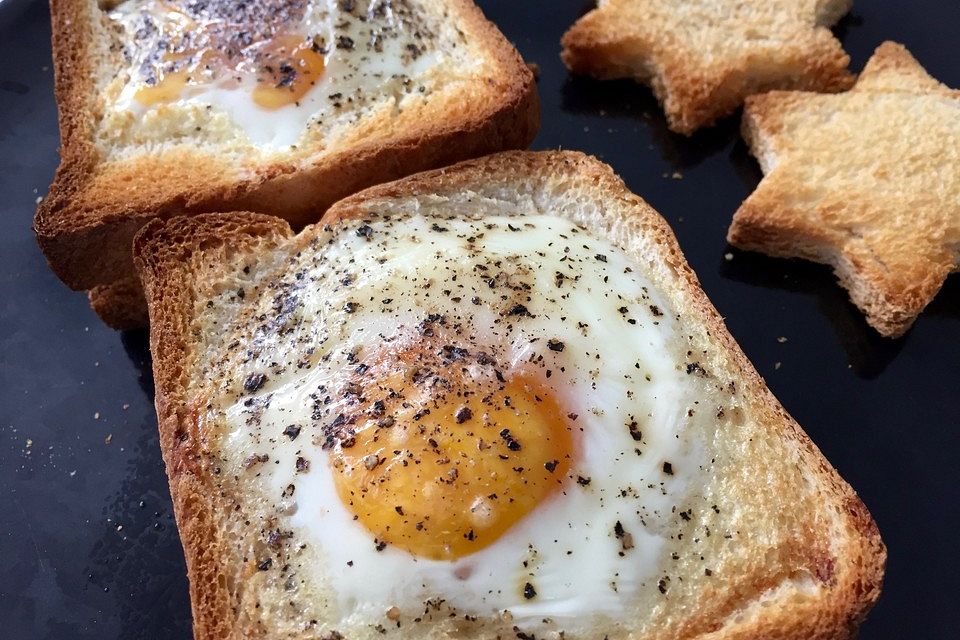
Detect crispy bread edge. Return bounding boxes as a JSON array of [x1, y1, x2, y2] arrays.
[[559, 1, 854, 135], [138, 150, 884, 638], [134, 212, 295, 640], [326, 150, 885, 638], [729, 41, 958, 338], [35, 0, 540, 296], [88, 275, 151, 330]]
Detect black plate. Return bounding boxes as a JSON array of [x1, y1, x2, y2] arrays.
[[1, 1, 957, 638]]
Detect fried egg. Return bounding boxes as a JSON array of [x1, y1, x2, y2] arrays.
[[211, 212, 714, 634], [104, 0, 455, 149]]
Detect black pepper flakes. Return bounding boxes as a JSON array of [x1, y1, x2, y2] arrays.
[[242, 453, 269, 469], [662, 461, 674, 475], [282, 424, 301, 440], [499, 429, 521, 451], [296, 457, 310, 473], [257, 558, 273, 571], [686, 362, 707, 376], [243, 373, 268, 394], [454, 406, 473, 424], [614, 521, 635, 553], [544, 460, 558, 473], [523, 583, 537, 599], [505, 303, 533, 317], [547, 339, 565, 352]]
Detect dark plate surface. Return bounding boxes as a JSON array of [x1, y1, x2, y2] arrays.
[[1, 1, 957, 638]]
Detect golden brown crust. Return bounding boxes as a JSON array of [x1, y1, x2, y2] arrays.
[[137, 151, 883, 639], [560, 0, 854, 135], [88, 275, 150, 330], [135, 212, 295, 640], [729, 41, 960, 337], [36, 0, 540, 325]]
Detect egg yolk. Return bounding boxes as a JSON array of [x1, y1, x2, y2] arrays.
[[328, 345, 574, 561], [130, 4, 324, 109], [250, 37, 326, 110]]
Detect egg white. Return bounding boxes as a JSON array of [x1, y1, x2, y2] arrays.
[[105, 0, 453, 150], [219, 214, 708, 633]]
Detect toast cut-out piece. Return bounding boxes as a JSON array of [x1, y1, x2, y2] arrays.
[[729, 42, 960, 338], [561, 0, 854, 135]]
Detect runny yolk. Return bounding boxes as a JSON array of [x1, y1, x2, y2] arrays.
[[329, 353, 574, 561], [131, 12, 324, 109], [134, 70, 189, 105], [251, 36, 326, 110]]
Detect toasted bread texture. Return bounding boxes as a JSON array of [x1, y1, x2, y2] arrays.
[[561, 0, 854, 134], [729, 42, 960, 338], [135, 151, 883, 639], [36, 0, 539, 328]]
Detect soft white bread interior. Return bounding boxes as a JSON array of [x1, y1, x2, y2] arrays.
[[561, 0, 853, 134], [135, 151, 883, 639], [36, 0, 538, 327]]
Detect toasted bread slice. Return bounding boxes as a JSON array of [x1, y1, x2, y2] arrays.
[[729, 42, 960, 338], [135, 151, 883, 639], [561, 0, 853, 135], [36, 0, 538, 328]]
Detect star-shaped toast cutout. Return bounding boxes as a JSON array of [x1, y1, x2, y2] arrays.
[[561, 0, 854, 134], [729, 42, 960, 337]]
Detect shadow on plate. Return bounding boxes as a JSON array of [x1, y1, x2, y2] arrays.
[[832, 12, 865, 43], [83, 407, 191, 640], [560, 75, 741, 170], [719, 249, 914, 379], [120, 329, 155, 400]]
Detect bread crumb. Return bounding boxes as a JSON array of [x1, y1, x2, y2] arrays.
[[724, 252, 734, 261], [671, 171, 683, 179], [94, 412, 100, 420], [122, 403, 130, 410], [774, 362, 782, 370], [525, 62, 540, 80], [105, 433, 113, 445], [777, 336, 788, 343], [35, 196, 42, 205]]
